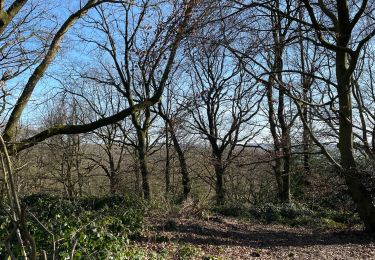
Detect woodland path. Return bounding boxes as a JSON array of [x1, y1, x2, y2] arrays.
[[134, 217, 375, 259]]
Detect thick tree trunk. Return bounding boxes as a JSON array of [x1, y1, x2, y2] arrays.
[[214, 160, 225, 206], [109, 157, 117, 195], [134, 155, 142, 197], [137, 132, 150, 200], [109, 173, 117, 195], [276, 48, 291, 203], [181, 164, 191, 201], [274, 151, 291, 203], [338, 89, 375, 231], [280, 168, 290, 202], [62, 163, 75, 199], [336, 48, 375, 232], [139, 153, 150, 200]]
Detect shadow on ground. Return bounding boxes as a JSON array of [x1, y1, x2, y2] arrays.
[[140, 218, 375, 248]]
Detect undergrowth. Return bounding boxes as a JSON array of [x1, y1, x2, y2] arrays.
[[0, 194, 147, 259], [212, 202, 360, 229], [0, 193, 364, 259]]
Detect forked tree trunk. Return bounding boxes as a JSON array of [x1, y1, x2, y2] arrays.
[[268, 1, 291, 203], [158, 107, 191, 201]]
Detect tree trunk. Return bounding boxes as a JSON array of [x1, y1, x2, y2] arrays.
[[109, 172, 117, 195], [338, 87, 375, 231], [280, 138, 291, 203], [214, 159, 225, 206], [165, 128, 171, 194], [137, 132, 150, 200], [280, 162, 290, 203], [134, 154, 142, 197], [299, 0, 310, 175], [336, 47, 375, 232], [268, 4, 292, 203], [302, 65, 311, 174], [169, 126, 191, 200], [109, 156, 117, 195], [274, 149, 290, 203]]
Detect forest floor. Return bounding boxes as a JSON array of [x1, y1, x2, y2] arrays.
[[133, 216, 375, 259]]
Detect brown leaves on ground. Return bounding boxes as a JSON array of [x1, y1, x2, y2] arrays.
[[133, 216, 375, 259]]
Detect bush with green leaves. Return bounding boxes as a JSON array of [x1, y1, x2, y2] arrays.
[[178, 244, 202, 260], [210, 200, 359, 229], [0, 194, 147, 259], [248, 202, 359, 228]]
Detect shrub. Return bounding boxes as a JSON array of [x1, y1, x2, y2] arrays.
[[178, 244, 201, 260], [248, 202, 356, 228], [0, 194, 147, 259]]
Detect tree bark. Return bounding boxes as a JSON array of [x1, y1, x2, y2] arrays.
[[213, 154, 225, 206], [165, 127, 171, 194], [109, 172, 117, 195], [134, 153, 142, 197], [169, 125, 190, 200], [335, 1, 375, 231], [137, 131, 150, 200], [336, 49, 375, 232]]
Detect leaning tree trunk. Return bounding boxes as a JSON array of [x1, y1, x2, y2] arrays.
[[298, 0, 375, 231], [158, 106, 191, 201], [336, 48, 375, 232], [169, 126, 191, 200]]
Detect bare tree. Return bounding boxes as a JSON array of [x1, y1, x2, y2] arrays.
[[185, 42, 262, 205], [72, 0, 202, 200], [157, 84, 192, 200], [42, 97, 88, 198], [0, 1, 198, 256], [2, 0, 198, 153], [295, 0, 375, 232], [230, 0, 375, 231]]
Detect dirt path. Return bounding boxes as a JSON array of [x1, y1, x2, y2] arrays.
[[134, 217, 375, 259]]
